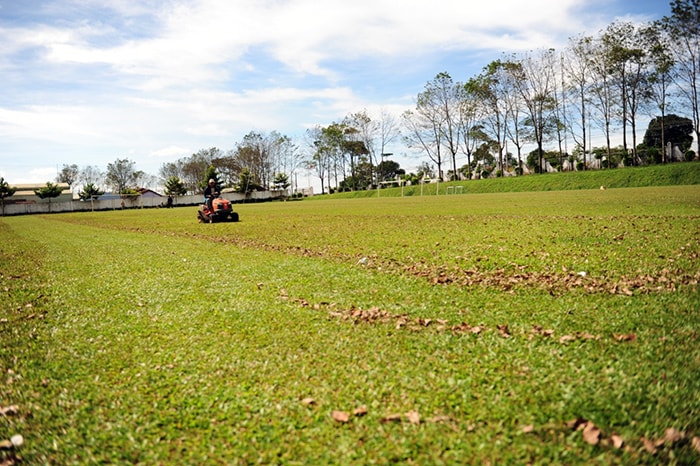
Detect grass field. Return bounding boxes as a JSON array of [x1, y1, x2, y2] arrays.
[[324, 162, 700, 198], [1, 184, 699, 464]]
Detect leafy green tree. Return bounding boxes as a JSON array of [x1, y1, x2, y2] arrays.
[[236, 167, 262, 193], [376, 159, 404, 182], [78, 183, 104, 201], [34, 182, 64, 212], [164, 176, 187, 196], [0, 177, 17, 216], [272, 173, 290, 192], [642, 114, 694, 159], [200, 166, 222, 193], [106, 158, 144, 194]]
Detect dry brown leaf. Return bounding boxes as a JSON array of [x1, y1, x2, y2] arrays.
[[641, 436, 658, 454], [611, 434, 624, 449], [582, 421, 601, 445], [613, 333, 637, 342], [0, 406, 18, 416], [664, 427, 685, 445], [522, 424, 534, 433], [565, 417, 587, 430], [497, 324, 511, 338], [332, 410, 350, 423], [300, 397, 315, 406], [692, 436, 700, 454], [559, 335, 576, 344], [406, 410, 421, 425], [353, 406, 368, 416], [427, 415, 451, 423], [381, 413, 402, 423]]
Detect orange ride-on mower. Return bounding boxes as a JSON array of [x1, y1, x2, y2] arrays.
[[197, 197, 239, 223]]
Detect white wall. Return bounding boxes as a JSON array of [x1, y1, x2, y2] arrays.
[[1, 191, 284, 216]]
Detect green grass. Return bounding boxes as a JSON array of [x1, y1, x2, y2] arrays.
[[323, 162, 700, 198], [1, 185, 699, 464]]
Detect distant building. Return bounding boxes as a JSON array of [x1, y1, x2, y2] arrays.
[[7, 183, 72, 204], [136, 188, 163, 198]]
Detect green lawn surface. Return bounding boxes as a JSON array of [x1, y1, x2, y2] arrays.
[[1, 185, 699, 464]]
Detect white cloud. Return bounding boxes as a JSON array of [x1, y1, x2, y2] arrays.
[[149, 145, 192, 158]]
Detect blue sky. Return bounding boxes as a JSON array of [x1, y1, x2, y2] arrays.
[[0, 0, 671, 188]]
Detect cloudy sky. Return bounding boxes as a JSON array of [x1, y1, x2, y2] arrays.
[[0, 0, 670, 188]]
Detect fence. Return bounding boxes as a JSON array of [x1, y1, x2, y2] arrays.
[[1, 191, 284, 216]]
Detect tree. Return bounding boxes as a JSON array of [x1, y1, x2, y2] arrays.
[[272, 173, 291, 194], [643, 22, 676, 163], [403, 73, 462, 181], [79, 183, 98, 200], [160, 148, 220, 194], [341, 127, 370, 191], [78, 183, 104, 201], [78, 183, 104, 213], [164, 176, 187, 197], [508, 49, 560, 173], [307, 123, 347, 193], [201, 166, 221, 194], [376, 159, 404, 182], [106, 158, 144, 194], [468, 60, 512, 177], [34, 182, 64, 212], [235, 167, 262, 193], [662, 0, 700, 157], [0, 177, 17, 216], [427, 73, 463, 179], [642, 114, 694, 159], [78, 165, 103, 193], [459, 83, 489, 179], [589, 34, 620, 167], [233, 132, 293, 190], [564, 35, 595, 167], [600, 22, 654, 165], [56, 164, 79, 191]]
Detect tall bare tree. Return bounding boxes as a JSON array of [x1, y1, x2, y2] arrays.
[[468, 60, 516, 175], [662, 0, 700, 156], [644, 21, 677, 162], [402, 104, 445, 180], [509, 49, 559, 172], [402, 73, 462, 180], [564, 35, 595, 167], [458, 83, 488, 178], [56, 164, 79, 192], [345, 108, 400, 186]]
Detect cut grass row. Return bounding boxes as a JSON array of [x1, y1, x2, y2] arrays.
[[1, 185, 699, 464]]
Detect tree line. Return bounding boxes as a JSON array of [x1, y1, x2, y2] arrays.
[[402, 0, 699, 181]]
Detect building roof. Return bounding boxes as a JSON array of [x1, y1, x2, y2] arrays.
[[11, 183, 70, 196]]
